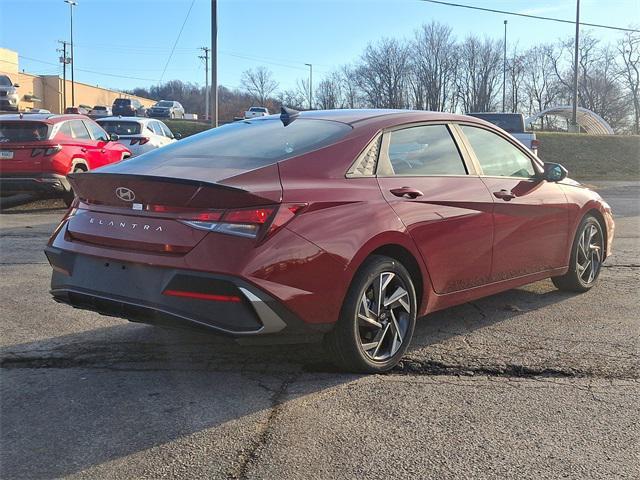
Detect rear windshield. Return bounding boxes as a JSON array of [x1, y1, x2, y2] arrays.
[[120, 118, 351, 170], [0, 122, 50, 142], [249, 107, 267, 112], [113, 99, 131, 106], [467, 113, 525, 133], [97, 120, 141, 135], [93, 106, 107, 110]]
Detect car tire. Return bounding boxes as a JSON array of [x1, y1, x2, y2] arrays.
[[324, 255, 417, 373], [552, 214, 604, 292], [63, 165, 86, 207]]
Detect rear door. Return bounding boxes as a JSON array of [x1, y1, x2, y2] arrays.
[[457, 124, 569, 281], [376, 123, 495, 294]]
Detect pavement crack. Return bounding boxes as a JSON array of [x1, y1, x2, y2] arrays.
[[229, 374, 298, 480], [395, 358, 590, 379]]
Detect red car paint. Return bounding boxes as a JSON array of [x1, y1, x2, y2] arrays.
[[0, 113, 130, 196], [46, 109, 614, 337]]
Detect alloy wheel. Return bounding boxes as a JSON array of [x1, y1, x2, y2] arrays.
[[357, 272, 411, 362], [577, 223, 603, 285]]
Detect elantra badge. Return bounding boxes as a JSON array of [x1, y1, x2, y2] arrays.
[[116, 187, 135, 202]]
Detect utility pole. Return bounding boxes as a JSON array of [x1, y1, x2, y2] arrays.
[[64, 0, 77, 107], [211, 0, 218, 127], [572, 0, 580, 131], [199, 47, 210, 121], [304, 63, 312, 110], [57, 40, 70, 111], [502, 20, 507, 112]]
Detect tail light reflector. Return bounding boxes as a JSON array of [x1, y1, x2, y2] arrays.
[[163, 289, 241, 303]]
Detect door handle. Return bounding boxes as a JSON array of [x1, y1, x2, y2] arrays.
[[390, 187, 423, 199], [100, 149, 106, 153], [493, 189, 515, 201], [80, 147, 87, 153]]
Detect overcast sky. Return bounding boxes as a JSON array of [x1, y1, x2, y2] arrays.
[[1, 0, 637, 92]]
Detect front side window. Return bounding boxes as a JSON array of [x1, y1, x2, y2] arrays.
[[83, 121, 109, 142], [386, 124, 467, 176], [460, 125, 536, 178], [160, 123, 174, 138]]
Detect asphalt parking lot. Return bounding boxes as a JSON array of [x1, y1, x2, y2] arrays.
[[1, 181, 638, 480]]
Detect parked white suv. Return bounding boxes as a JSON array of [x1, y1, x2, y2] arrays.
[[244, 106, 269, 119], [96, 117, 179, 157], [0, 75, 20, 112]]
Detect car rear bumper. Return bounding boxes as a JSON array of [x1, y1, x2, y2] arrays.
[[45, 246, 328, 337], [0, 173, 71, 194]]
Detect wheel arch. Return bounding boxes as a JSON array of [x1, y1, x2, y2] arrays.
[[346, 235, 433, 315], [70, 157, 89, 172], [585, 207, 609, 258]]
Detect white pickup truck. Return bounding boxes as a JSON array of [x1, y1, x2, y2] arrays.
[[244, 106, 269, 119], [468, 113, 539, 155]]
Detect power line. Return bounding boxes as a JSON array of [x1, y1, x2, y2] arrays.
[[159, 0, 196, 83], [18, 55, 158, 81], [417, 0, 639, 33]]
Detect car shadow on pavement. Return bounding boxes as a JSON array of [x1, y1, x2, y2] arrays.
[[0, 281, 574, 479]]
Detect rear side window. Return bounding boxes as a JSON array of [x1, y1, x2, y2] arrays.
[[69, 120, 91, 140], [121, 118, 351, 171], [150, 121, 164, 136], [461, 125, 535, 178], [0, 122, 49, 142], [98, 121, 141, 135], [386, 125, 467, 176], [160, 123, 174, 138]]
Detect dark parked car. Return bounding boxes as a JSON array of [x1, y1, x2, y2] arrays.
[[0, 114, 130, 205], [147, 100, 185, 119], [112, 98, 147, 117], [46, 109, 614, 372]]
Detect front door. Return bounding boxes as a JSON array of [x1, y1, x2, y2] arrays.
[[458, 124, 569, 282], [376, 123, 495, 294]]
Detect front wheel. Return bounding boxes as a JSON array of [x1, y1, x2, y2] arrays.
[[552, 215, 604, 292], [63, 165, 86, 207], [324, 255, 417, 373]]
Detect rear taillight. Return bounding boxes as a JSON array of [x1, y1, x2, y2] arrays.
[[130, 137, 150, 145], [179, 204, 305, 239], [531, 139, 540, 150], [31, 145, 62, 157]]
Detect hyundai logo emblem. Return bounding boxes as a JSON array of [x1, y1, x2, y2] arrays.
[[115, 187, 135, 202]]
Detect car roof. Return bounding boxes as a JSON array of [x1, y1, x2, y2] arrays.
[[259, 109, 488, 128], [0, 113, 90, 123], [97, 116, 149, 123]]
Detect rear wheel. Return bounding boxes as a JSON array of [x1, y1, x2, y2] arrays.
[[324, 255, 417, 373], [552, 215, 604, 292]]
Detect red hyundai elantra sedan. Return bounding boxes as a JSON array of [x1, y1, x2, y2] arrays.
[[45, 109, 614, 372]]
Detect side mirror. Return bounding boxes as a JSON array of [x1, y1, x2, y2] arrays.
[[109, 133, 119, 142], [13, 83, 20, 88], [174, 132, 182, 139], [542, 162, 568, 182]]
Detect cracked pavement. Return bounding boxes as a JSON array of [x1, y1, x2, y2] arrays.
[[1, 182, 638, 479]]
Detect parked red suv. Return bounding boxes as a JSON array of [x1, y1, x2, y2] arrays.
[[0, 114, 130, 205]]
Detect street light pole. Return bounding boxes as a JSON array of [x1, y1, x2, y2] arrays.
[[304, 63, 312, 110], [64, 0, 77, 107], [502, 20, 507, 112], [211, 0, 218, 127], [572, 0, 580, 130]]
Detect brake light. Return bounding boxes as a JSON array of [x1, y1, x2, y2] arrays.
[[31, 145, 62, 157], [531, 139, 540, 150], [130, 137, 150, 145], [179, 204, 304, 239]]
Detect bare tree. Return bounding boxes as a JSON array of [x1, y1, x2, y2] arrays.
[[355, 38, 411, 108], [413, 22, 458, 111], [315, 72, 343, 110], [523, 44, 561, 117], [241, 66, 278, 106], [276, 88, 306, 110], [455, 35, 502, 112], [618, 31, 640, 134], [340, 65, 361, 108]]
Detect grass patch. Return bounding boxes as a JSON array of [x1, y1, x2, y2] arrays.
[[164, 120, 212, 138], [537, 132, 639, 180]]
